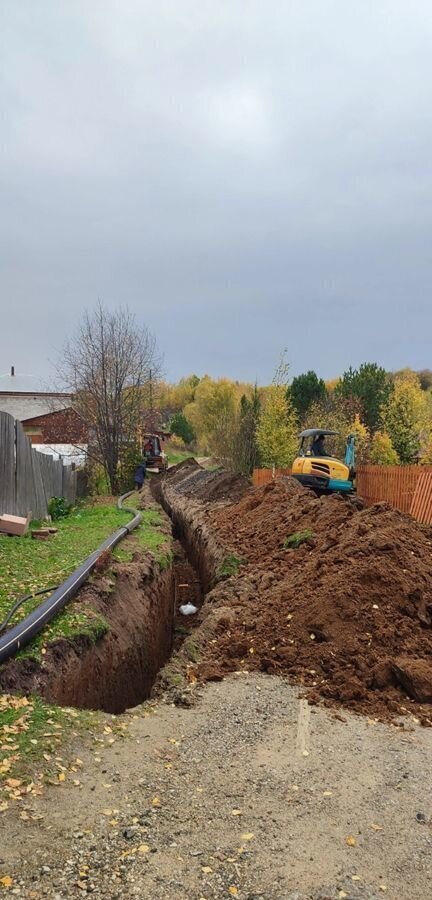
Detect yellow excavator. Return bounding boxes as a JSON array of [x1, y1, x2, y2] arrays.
[[291, 429, 355, 494]]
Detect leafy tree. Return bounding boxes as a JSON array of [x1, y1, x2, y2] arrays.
[[304, 393, 362, 459], [381, 370, 427, 463], [169, 411, 195, 445], [232, 386, 261, 474], [256, 354, 298, 468], [349, 413, 370, 464], [184, 377, 238, 458], [336, 362, 392, 432], [60, 303, 161, 493], [370, 431, 399, 465], [158, 375, 200, 412], [289, 370, 327, 421]]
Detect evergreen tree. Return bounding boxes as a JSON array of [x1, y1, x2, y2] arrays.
[[336, 362, 392, 432], [233, 386, 261, 474], [170, 411, 195, 444], [289, 370, 326, 421]]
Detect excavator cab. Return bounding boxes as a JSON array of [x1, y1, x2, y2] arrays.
[[291, 429, 355, 494]]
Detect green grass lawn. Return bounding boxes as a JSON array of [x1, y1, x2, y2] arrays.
[[0, 498, 172, 792], [0, 500, 172, 658], [166, 449, 193, 465]]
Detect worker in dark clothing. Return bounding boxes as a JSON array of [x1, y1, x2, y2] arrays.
[[311, 434, 326, 457], [134, 460, 146, 492]]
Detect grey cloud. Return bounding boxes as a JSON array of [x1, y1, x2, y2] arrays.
[[1, 1, 431, 384]]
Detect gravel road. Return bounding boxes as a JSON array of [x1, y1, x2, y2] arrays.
[[1, 674, 431, 899]]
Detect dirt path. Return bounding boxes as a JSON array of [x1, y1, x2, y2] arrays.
[[2, 674, 431, 899]]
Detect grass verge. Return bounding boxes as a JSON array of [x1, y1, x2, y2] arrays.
[[0, 499, 172, 660]]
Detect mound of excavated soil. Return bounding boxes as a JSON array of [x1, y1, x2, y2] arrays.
[[168, 462, 250, 504], [198, 478, 432, 723]]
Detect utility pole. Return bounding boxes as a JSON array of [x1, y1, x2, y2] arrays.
[[149, 368, 154, 432]]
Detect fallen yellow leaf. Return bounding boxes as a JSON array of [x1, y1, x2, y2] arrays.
[[138, 844, 150, 854], [241, 832, 255, 841], [201, 866, 213, 874], [58, 773, 66, 783], [0, 876, 13, 887], [345, 835, 356, 847], [229, 888, 238, 896], [151, 796, 161, 807]]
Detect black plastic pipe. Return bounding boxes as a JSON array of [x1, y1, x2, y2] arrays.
[[0, 492, 142, 665]]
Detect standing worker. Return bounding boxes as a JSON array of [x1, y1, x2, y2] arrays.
[[134, 459, 146, 492]]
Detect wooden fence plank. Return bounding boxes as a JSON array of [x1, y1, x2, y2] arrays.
[[0, 411, 17, 514], [30, 451, 49, 519], [62, 466, 77, 502], [16, 419, 39, 517], [410, 472, 432, 524]]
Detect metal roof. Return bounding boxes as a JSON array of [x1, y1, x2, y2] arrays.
[[0, 372, 58, 394], [299, 429, 339, 438]]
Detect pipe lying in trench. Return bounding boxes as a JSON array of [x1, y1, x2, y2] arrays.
[[0, 492, 142, 666]]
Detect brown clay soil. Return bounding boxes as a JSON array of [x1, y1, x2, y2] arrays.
[[165, 469, 432, 724]]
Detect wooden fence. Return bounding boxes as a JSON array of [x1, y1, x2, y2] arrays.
[[0, 411, 77, 519], [252, 468, 291, 486], [355, 465, 432, 514], [252, 464, 432, 520]]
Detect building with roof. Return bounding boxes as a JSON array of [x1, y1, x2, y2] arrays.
[[0, 366, 71, 421], [0, 367, 88, 464]]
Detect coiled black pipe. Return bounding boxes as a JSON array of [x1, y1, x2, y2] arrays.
[[0, 492, 142, 665]]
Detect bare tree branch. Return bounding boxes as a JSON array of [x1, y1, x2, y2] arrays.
[[58, 303, 163, 492]]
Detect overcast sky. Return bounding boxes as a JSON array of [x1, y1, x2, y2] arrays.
[[1, 1, 432, 386]]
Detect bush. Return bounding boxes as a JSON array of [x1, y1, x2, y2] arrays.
[[48, 496, 73, 520]]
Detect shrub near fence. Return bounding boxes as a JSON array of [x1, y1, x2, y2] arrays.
[[0, 411, 77, 519]]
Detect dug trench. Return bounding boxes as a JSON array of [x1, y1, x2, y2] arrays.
[[0, 484, 213, 714], [1, 458, 432, 726], [153, 458, 432, 725]]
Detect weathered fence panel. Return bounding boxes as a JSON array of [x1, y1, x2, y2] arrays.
[[0, 411, 77, 518], [30, 448, 49, 519], [16, 419, 38, 517], [38, 452, 63, 504], [0, 411, 17, 515], [62, 465, 77, 503]]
